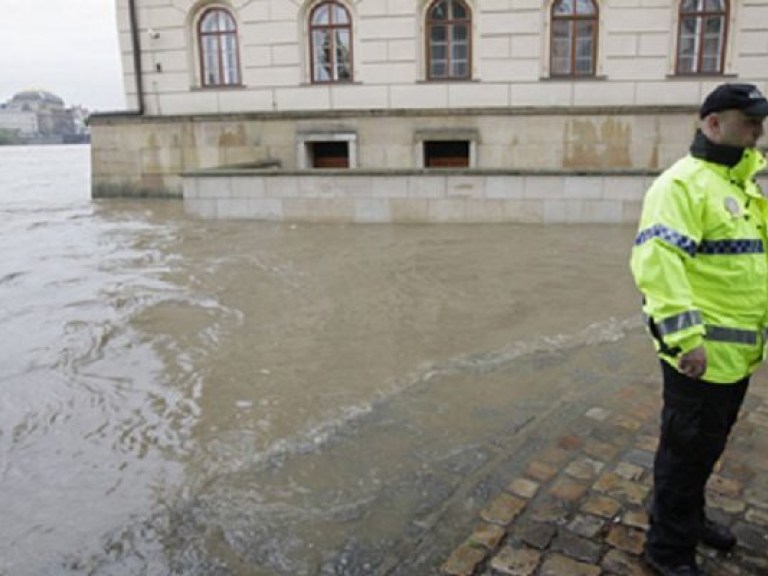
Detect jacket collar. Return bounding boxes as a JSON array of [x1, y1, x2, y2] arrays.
[[689, 129, 743, 167], [689, 129, 766, 186]]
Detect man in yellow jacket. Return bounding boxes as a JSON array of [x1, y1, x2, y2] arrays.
[[631, 83, 768, 576]]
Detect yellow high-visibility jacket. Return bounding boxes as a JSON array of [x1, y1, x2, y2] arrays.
[[630, 132, 768, 383]]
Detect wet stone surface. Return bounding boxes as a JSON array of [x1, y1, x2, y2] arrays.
[[440, 377, 768, 575]]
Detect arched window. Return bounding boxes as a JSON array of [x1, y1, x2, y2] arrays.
[[198, 7, 241, 87], [309, 1, 353, 83], [550, 0, 598, 77], [426, 0, 471, 80], [676, 0, 728, 75]]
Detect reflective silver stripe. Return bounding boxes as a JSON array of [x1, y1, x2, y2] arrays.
[[656, 310, 703, 335], [705, 325, 758, 345], [646, 311, 764, 345]]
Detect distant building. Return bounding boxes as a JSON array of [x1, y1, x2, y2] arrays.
[[0, 105, 38, 136], [0, 90, 89, 144], [89, 0, 768, 223]]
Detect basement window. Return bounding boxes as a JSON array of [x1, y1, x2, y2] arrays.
[[308, 141, 349, 168], [297, 131, 357, 169], [414, 129, 477, 168], [424, 140, 470, 168]]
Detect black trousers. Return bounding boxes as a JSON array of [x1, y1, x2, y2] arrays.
[[646, 361, 749, 564]]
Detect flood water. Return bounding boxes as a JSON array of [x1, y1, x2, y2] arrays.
[[0, 145, 651, 575]]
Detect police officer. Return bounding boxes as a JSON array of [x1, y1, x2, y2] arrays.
[[631, 83, 768, 576]]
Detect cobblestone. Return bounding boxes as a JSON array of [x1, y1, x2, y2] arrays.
[[505, 478, 539, 499], [513, 522, 556, 550], [539, 553, 601, 576], [524, 461, 558, 482], [488, 547, 540, 576], [480, 493, 526, 526], [564, 457, 605, 480], [548, 476, 589, 502], [552, 530, 603, 564], [467, 523, 506, 550], [439, 378, 768, 575], [566, 514, 606, 538], [581, 494, 621, 519]]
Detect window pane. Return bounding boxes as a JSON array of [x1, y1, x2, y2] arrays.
[[431, 62, 447, 77], [452, 61, 469, 77], [312, 5, 330, 25], [680, 16, 698, 35], [313, 30, 332, 81], [705, 15, 723, 33], [552, 38, 571, 61], [451, 0, 467, 19], [551, 19, 574, 75], [680, 0, 699, 12], [201, 12, 219, 33], [575, 0, 596, 15], [204, 38, 220, 84], [705, 0, 725, 11], [575, 36, 593, 59], [431, 45, 446, 61], [219, 11, 236, 32], [335, 30, 351, 79], [701, 56, 719, 72], [703, 37, 722, 68], [452, 24, 468, 42], [332, 5, 350, 25], [430, 1, 447, 20], [551, 58, 570, 75], [575, 58, 592, 74], [553, 0, 573, 16], [576, 21, 594, 57], [431, 25, 446, 42], [678, 35, 696, 57], [452, 42, 468, 62], [677, 55, 695, 73], [552, 20, 572, 49]]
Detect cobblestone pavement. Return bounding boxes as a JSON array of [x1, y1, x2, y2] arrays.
[[440, 372, 768, 576]]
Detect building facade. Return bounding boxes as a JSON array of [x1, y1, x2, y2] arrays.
[[0, 91, 89, 144], [90, 0, 768, 222]]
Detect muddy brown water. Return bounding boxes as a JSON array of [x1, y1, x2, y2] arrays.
[[0, 145, 656, 575]]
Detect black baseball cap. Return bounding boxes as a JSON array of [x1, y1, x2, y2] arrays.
[[699, 83, 768, 119]]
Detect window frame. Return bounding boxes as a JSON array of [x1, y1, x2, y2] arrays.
[[425, 0, 473, 82], [675, 0, 728, 76], [197, 7, 242, 88], [309, 1, 354, 84], [549, 0, 599, 78]]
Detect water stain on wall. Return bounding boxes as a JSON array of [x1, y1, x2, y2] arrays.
[[564, 118, 632, 169]]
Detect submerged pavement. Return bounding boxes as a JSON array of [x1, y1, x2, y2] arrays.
[[440, 370, 768, 576]]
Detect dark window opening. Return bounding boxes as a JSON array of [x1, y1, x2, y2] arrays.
[[424, 140, 470, 168], [309, 141, 349, 168]]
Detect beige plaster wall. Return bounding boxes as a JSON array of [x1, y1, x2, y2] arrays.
[[114, 0, 768, 116]]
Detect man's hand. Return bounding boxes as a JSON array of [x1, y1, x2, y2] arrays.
[[678, 346, 707, 379]]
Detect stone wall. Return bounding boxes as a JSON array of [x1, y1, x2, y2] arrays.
[[182, 169, 656, 224], [90, 106, 699, 199]]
